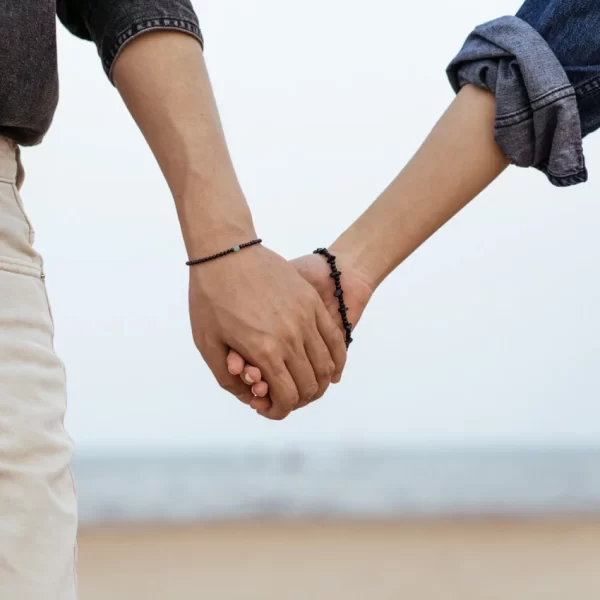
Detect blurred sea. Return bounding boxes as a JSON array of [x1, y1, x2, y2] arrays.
[[73, 446, 600, 525]]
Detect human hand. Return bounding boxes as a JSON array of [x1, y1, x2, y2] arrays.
[[190, 244, 347, 420], [227, 250, 374, 411]]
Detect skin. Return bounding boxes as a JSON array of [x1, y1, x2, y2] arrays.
[[229, 85, 511, 411], [112, 31, 347, 420]]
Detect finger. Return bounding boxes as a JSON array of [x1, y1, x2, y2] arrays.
[[251, 380, 269, 397], [250, 397, 271, 412], [316, 303, 347, 384], [284, 346, 319, 408], [258, 360, 299, 420], [299, 331, 335, 408], [200, 339, 256, 406], [250, 381, 271, 413], [227, 349, 246, 376], [241, 364, 262, 386], [227, 349, 263, 390]]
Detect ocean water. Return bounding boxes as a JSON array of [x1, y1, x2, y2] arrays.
[[73, 446, 600, 525]]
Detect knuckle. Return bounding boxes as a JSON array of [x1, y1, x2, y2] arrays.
[[302, 382, 319, 402], [267, 409, 289, 422], [281, 326, 299, 347], [310, 390, 324, 403], [318, 360, 336, 379], [285, 392, 300, 409], [269, 363, 287, 379], [259, 337, 279, 361]]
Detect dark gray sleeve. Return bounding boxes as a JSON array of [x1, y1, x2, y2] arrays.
[[57, 0, 203, 82], [447, 16, 586, 187]]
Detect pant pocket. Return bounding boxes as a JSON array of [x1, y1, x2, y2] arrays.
[[0, 180, 40, 272]]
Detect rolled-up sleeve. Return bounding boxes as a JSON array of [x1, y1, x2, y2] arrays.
[[57, 0, 203, 82], [447, 14, 587, 187]]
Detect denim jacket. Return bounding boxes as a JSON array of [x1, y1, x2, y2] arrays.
[[0, 1, 202, 146], [448, 0, 600, 187]]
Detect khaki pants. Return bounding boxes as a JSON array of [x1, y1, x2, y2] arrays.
[[0, 138, 77, 598]]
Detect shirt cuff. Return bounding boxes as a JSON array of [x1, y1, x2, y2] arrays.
[[58, 1, 203, 83], [447, 15, 587, 187], [105, 16, 203, 82]]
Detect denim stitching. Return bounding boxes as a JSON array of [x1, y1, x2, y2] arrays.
[[544, 171, 588, 187], [495, 92, 576, 129], [575, 75, 600, 100], [536, 160, 587, 183], [530, 83, 573, 105], [104, 17, 204, 79], [496, 86, 574, 122]]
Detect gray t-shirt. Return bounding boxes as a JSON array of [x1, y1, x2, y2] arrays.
[[0, 1, 202, 146]]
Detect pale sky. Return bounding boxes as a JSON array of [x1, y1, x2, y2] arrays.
[[19, 0, 600, 449]]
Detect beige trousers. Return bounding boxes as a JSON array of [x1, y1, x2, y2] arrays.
[[0, 138, 77, 598]]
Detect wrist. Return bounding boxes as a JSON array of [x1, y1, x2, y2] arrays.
[[181, 222, 258, 260], [175, 184, 257, 259], [330, 230, 386, 292]]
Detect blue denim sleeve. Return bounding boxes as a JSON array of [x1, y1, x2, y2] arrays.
[[57, 0, 203, 82], [447, 0, 600, 187]]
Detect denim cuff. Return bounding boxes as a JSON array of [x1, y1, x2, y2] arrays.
[[58, 1, 203, 83], [105, 17, 203, 81], [447, 16, 587, 187]]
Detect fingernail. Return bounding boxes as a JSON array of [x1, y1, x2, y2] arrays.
[[244, 373, 254, 384], [251, 386, 258, 397]]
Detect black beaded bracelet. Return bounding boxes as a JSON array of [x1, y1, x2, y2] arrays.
[[314, 248, 353, 348], [186, 239, 262, 266]]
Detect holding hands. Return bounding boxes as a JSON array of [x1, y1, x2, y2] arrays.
[[189, 243, 349, 421], [226, 249, 374, 417]]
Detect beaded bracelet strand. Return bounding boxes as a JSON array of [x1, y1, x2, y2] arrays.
[[186, 239, 262, 266], [314, 248, 353, 348]]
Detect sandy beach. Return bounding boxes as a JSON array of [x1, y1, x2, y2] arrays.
[[78, 518, 600, 599]]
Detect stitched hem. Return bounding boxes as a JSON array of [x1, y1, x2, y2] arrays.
[[535, 162, 588, 187], [495, 84, 574, 124], [105, 17, 204, 82], [0, 257, 42, 278], [575, 75, 600, 100], [447, 15, 588, 187]]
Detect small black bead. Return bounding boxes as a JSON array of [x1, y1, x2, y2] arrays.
[[314, 246, 355, 349]]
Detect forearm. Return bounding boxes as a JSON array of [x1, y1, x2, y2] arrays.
[[112, 31, 255, 257], [332, 85, 510, 290]]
